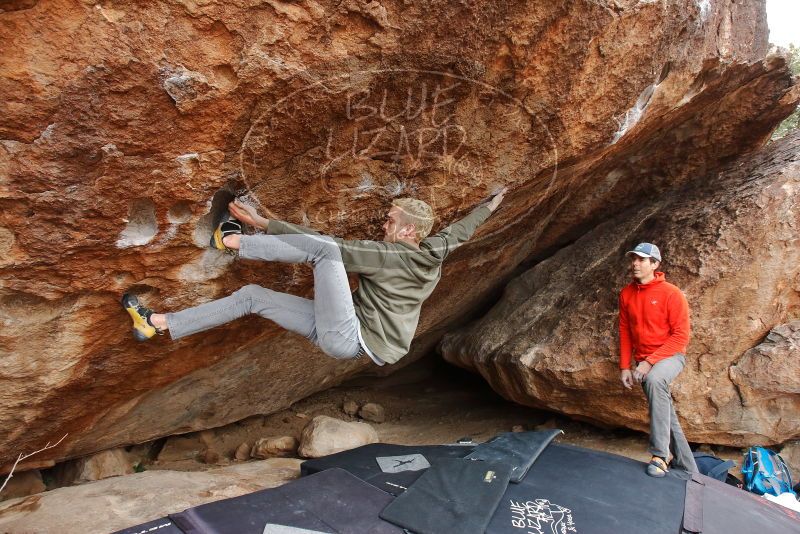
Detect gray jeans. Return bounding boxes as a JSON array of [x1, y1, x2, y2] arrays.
[[642, 354, 698, 472], [165, 234, 362, 360]]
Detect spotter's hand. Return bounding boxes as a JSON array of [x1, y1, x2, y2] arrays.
[[620, 369, 634, 390], [633, 361, 653, 384]]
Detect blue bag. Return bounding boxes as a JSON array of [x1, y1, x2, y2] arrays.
[[741, 446, 795, 497]]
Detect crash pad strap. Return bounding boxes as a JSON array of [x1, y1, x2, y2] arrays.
[[682, 473, 705, 534]]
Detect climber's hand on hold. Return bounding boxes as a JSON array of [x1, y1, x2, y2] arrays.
[[487, 187, 508, 212], [229, 200, 269, 230]]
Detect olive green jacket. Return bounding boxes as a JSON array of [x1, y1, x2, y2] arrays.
[[267, 205, 492, 363]]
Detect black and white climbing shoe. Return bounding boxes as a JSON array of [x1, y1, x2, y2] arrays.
[[210, 215, 242, 253]]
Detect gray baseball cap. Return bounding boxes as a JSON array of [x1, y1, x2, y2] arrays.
[[626, 242, 661, 262]]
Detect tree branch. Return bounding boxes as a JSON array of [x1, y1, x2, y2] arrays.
[[0, 434, 68, 496]]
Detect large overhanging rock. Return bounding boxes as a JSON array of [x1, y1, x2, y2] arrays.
[[0, 0, 795, 468], [440, 132, 800, 447]]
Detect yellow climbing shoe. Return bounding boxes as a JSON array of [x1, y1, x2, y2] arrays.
[[121, 293, 158, 342]]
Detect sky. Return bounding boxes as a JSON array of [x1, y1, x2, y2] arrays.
[[766, 0, 798, 47]]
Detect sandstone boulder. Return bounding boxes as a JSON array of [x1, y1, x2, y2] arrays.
[[358, 403, 386, 423], [0, 460, 302, 534], [234, 442, 251, 461], [157, 431, 217, 463], [780, 441, 800, 484], [0, 470, 45, 502], [342, 400, 360, 417], [729, 321, 800, 440], [440, 132, 800, 447], [53, 448, 134, 486], [251, 436, 299, 459], [199, 449, 223, 465], [298, 416, 378, 458], [0, 0, 796, 470]]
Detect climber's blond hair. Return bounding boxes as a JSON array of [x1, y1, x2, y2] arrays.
[[391, 198, 435, 240]]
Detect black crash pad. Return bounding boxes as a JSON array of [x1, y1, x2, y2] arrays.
[[116, 438, 799, 534], [380, 458, 513, 534], [169, 468, 404, 534], [466, 430, 562, 483], [697, 473, 800, 534]]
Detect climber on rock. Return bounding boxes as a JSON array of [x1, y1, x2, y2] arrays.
[[618, 242, 698, 477], [122, 188, 507, 366]]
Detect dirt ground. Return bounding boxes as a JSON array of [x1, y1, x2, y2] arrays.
[[144, 357, 744, 475]]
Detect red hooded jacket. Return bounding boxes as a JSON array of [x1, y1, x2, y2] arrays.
[[618, 272, 690, 369]]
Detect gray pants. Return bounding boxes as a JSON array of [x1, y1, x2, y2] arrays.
[[642, 354, 697, 472], [165, 234, 362, 360]]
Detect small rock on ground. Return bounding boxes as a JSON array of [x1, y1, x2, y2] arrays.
[[359, 403, 385, 423], [298, 416, 378, 458], [53, 448, 134, 486], [251, 436, 299, 459], [234, 442, 251, 461], [199, 449, 222, 465], [342, 400, 359, 416]]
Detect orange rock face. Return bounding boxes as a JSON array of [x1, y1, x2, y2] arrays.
[[0, 0, 795, 468]]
